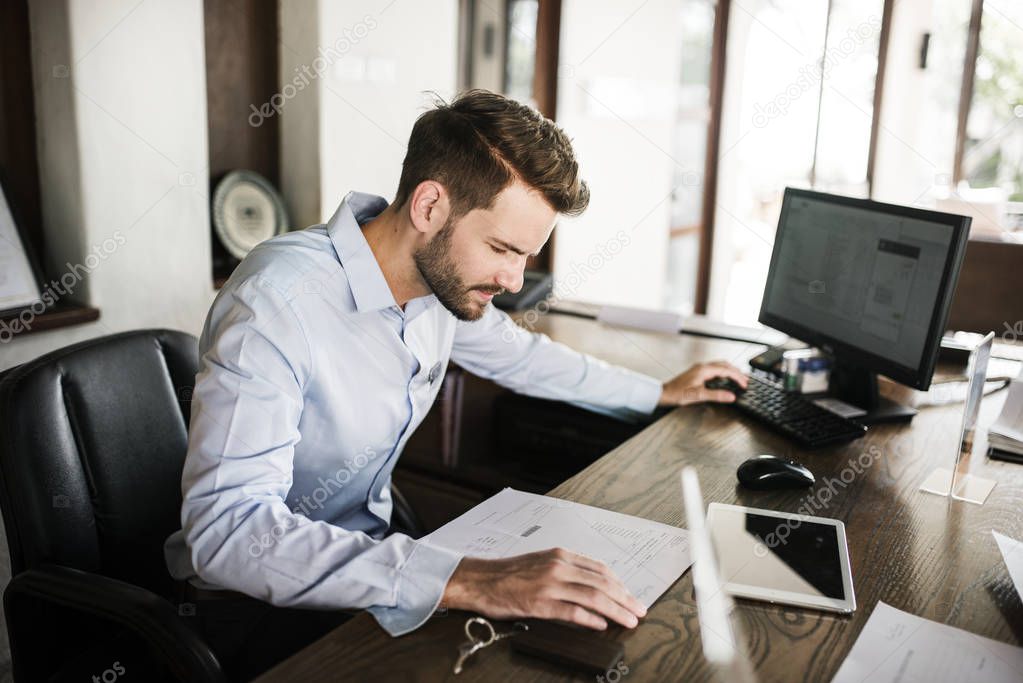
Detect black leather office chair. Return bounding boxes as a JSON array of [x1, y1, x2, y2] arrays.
[[0, 328, 424, 682]]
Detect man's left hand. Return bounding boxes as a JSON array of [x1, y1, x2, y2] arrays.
[[658, 361, 748, 406]]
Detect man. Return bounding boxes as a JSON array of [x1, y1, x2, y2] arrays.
[[164, 89, 746, 676]]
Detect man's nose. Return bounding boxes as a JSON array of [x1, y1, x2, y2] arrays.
[[496, 267, 524, 294]]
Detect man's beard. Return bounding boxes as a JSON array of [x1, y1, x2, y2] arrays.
[[413, 219, 503, 321]]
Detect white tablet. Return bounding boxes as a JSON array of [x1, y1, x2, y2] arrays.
[[705, 503, 856, 614]]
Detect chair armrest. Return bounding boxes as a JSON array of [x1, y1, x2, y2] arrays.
[[391, 482, 425, 538], [4, 565, 224, 683]]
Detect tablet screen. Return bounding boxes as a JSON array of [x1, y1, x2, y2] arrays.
[[707, 504, 854, 612]]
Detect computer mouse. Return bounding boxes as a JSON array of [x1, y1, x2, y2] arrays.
[[704, 376, 746, 395], [736, 454, 815, 490]]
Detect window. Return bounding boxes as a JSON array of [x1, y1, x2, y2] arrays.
[[458, 1, 730, 314], [505, 0, 540, 104], [665, 0, 718, 315], [915, 0, 973, 195], [710, 0, 886, 324], [957, 0, 1023, 205], [459, 0, 543, 108], [549, 0, 728, 312], [459, 0, 559, 270], [875, 0, 1023, 239], [459, 2, 1020, 326]]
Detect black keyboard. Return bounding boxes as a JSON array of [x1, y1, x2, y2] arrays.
[[726, 374, 868, 448]]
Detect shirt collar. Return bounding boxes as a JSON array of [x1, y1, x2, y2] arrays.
[[327, 191, 397, 313]]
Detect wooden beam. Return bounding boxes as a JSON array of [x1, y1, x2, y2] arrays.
[[866, 0, 895, 197], [694, 0, 731, 315], [533, 0, 562, 120], [0, 0, 45, 262], [953, 0, 984, 185], [529, 0, 563, 273]]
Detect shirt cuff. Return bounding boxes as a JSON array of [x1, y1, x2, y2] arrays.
[[366, 539, 464, 637], [625, 372, 663, 415]]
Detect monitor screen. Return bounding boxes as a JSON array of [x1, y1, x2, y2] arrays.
[[760, 189, 969, 388]]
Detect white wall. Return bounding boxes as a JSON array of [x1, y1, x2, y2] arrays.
[[0, 0, 213, 373], [318, 0, 459, 217], [552, 0, 682, 310], [279, 0, 323, 230], [706, 0, 757, 322], [872, 0, 949, 205]]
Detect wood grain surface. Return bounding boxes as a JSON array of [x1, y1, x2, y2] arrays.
[[255, 314, 1023, 683]]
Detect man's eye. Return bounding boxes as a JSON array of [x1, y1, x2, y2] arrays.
[[490, 245, 507, 255]]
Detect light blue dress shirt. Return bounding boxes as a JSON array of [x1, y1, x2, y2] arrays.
[[164, 191, 663, 636]]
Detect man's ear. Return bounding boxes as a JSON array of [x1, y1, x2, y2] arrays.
[[408, 180, 450, 237]]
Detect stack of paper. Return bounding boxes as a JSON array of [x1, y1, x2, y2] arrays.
[[989, 367, 1023, 457], [422, 487, 693, 608]]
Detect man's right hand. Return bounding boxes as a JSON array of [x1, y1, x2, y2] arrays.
[[438, 548, 647, 630]]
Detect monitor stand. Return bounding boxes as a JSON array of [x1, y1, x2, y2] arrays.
[[828, 361, 917, 425]]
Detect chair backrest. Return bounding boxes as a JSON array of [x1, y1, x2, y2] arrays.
[[0, 329, 198, 598]]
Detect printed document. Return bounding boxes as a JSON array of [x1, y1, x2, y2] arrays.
[[831, 601, 1023, 683], [422, 487, 692, 607]]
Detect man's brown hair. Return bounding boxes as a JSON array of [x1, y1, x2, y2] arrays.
[[393, 89, 589, 219]]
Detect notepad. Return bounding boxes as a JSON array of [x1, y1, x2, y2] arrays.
[[421, 488, 693, 608]]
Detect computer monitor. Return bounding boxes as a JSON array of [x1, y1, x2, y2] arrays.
[[759, 188, 971, 424]]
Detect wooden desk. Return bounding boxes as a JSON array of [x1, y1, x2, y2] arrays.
[[256, 314, 1023, 682], [393, 313, 770, 529]]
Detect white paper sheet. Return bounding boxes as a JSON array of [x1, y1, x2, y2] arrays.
[[0, 186, 42, 310], [422, 487, 692, 608], [990, 370, 1023, 444], [830, 602, 1023, 683], [994, 531, 1023, 600], [679, 315, 788, 346], [596, 304, 684, 334]]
